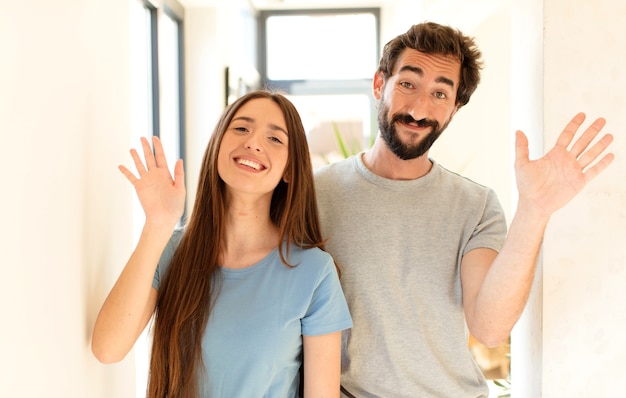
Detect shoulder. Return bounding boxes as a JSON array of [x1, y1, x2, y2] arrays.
[[159, 227, 184, 259], [171, 227, 185, 244], [434, 162, 497, 196], [286, 245, 336, 279], [162, 227, 185, 257], [295, 246, 352, 334], [154, 228, 186, 289], [289, 245, 335, 268], [314, 156, 357, 185], [314, 156, 363, 204]]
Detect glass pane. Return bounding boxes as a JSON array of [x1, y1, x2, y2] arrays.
[[130, 0, 153, 241], [266, 13, 377, 80], [286, 93, 373, 170], [130, 0, 153, 141], [159, 12, 181, 174]]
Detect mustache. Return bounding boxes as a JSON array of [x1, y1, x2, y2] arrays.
[[391, 114, 439, 129]]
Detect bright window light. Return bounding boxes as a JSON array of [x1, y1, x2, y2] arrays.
[[266, 13, 377, 80], [158, 12, 181, 175]]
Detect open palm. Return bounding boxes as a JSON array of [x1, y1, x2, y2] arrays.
[[514, 113, 614, 216], [119, 136, 186, 227]]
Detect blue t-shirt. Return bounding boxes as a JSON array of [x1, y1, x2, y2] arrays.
[[153, 229, 352, 397]]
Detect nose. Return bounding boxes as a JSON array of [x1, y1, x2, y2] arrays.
[[407, 92, 430, 121], [244, 132, 262, 152]]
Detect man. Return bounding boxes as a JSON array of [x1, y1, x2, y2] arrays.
[[314, 21, 614, 397]]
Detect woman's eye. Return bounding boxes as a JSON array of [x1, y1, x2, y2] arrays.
[[234, 126, 248, 133], [269, 136, 283, 144]]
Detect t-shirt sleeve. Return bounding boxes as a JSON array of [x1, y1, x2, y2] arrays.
[[152, 228, 184, 290], [463, 188, 507, 255], [301, 256, 353, 336]]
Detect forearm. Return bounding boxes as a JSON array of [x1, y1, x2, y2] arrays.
[[469, 200, 550, 346], [468, 112, 614, 344], [303, 332, 342, 398], [91, 222, 173, 363]]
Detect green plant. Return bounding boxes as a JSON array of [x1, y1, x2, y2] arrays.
[[493, 377, 511, 397], [331, 121, 374, 159]]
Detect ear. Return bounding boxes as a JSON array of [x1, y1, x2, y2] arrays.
[[282, 172, 290, 183], [450, 104, 460, 120], [372, 71, 385, 100]]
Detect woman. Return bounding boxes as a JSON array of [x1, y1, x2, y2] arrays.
[[92, 91, 352, 397]]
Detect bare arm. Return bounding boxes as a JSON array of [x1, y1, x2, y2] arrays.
[[302, 332, 342, 398], [91, 136, 185, 363], [462, 113, 614, 346]]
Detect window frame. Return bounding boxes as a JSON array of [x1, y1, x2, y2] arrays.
[[257, 7, 381, 95], [161, 1, 186, 167], [130, 3, 186, 395]]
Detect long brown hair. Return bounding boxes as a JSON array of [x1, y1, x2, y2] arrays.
[[377, 21, 483, 108], [147, 91, 328, 397]]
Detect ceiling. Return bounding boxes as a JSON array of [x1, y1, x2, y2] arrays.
[[248, 0, 390, 8], [179, 0, 394, 10], [178, 0, 505, 35]]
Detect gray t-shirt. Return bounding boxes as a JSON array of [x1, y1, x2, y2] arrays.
[[315, 154, 507, 398]]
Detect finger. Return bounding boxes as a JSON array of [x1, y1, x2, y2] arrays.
[[555, 112, 586, 149], [578, 133, 614, 170], [118, 164, 138, 184], [129, 148, 147, 176], [582, 152, 615, 184], [514, 130, 530, 167], [152, 136, 171, 171], [172, 158, 185, 187], [569, 117, 607, 159], [141, 136, 157, 170]]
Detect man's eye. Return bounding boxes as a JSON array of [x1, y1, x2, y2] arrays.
[[434, 91, 447, 99], [400, 81, 413, 89]]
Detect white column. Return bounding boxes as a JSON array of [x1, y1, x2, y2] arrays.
[[511, 0, 626, 396]]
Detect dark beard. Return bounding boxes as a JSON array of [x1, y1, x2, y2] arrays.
[[377, 103, 448, 160]]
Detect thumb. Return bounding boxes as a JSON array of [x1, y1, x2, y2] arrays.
[[514, 130, 530, 168]]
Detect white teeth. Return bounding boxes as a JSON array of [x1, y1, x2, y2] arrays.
[[237, 158, 262, 170]]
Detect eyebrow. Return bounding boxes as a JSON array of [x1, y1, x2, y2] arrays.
[[232, 116, 289, 136], [398, 65, 456, 88]]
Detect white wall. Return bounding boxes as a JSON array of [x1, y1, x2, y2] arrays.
[[1, 0, 135, 397], [540, 0, 626, 396], [183, 5, 223, 207], [509, 0, 544, 396], [511, 0, 626, 396]]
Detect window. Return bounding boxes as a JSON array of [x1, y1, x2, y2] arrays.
[[265, 12, 377, 80], [259, 9, 380, 168], [158, 6, 185, 186], [129, 1, 185, 396], [130, 0, 186, 219]]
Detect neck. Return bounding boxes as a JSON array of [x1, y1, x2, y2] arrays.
[[221, 195, 280, 268], [362, 137, 433, 180]]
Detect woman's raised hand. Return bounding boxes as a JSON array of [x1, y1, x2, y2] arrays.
[[119, 136, 186, 228]]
